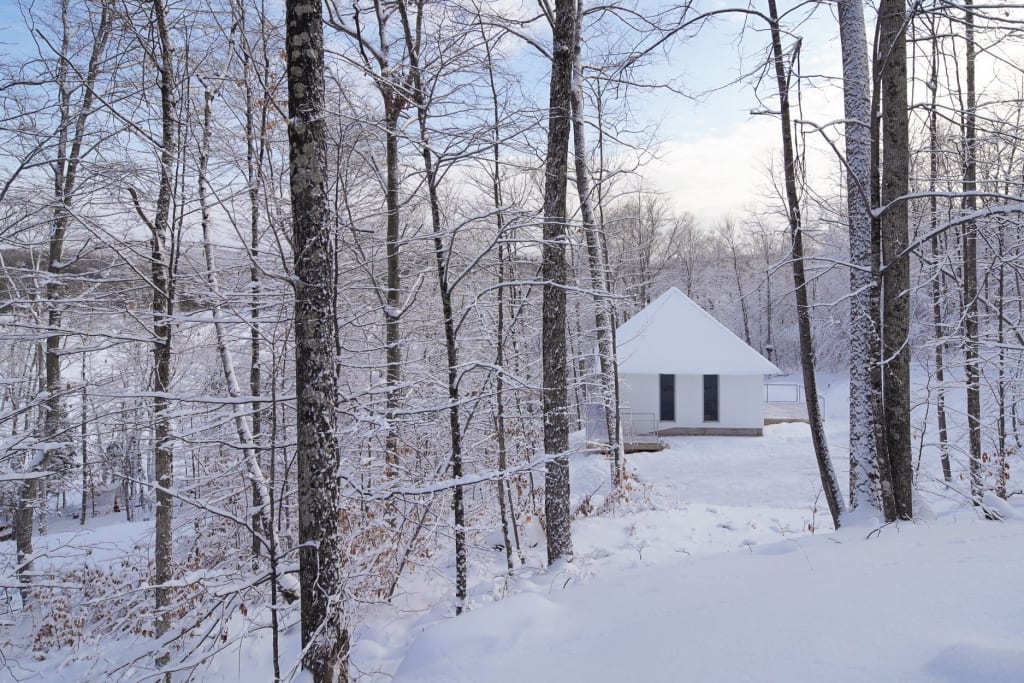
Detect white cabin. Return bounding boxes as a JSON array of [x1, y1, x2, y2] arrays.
[[612, 287, 780, 437]]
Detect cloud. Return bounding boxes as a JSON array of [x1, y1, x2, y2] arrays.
[[645, 71, 846, 227], [647, 116, 781, 224]]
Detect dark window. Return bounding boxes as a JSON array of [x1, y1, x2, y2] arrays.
[[659, 374, 675, 421], [703, 374, 719, 422]]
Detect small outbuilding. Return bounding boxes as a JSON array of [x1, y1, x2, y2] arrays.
[[613, 287, 780, 438]]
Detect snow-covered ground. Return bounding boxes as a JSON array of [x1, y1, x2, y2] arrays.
[[5, 374, 1023, 681], [394, 514, 1024, 682], [382, 376, 1024, 683]]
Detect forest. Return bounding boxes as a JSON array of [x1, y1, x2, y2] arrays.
[[1, 0, 1023, 681]]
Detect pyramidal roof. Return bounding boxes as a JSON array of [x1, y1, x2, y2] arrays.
[[615, 287, 780, 376]]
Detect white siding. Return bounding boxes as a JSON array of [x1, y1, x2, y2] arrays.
[[716, 374, 765, 429], [620, 373, 765, 431], [619, 373, 659, 432]]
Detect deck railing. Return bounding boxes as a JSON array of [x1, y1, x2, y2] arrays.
[[584, 406, 659, 443], [764, 382, 823, 417], [622, 412, 658, 437], [764, 382, 806, 403]]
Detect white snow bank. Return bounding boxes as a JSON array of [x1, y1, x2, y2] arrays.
[[394, 517, 1024, 682]]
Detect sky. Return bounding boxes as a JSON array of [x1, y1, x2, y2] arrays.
[[0, 0, 848, 226], [4, 1, 1010, 232], [624, 1, 848, 226], [0, 2, 35, 54]]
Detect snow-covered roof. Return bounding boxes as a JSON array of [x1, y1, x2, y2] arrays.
[[615, 287, 780, 376]]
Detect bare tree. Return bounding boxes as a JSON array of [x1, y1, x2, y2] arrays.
[[325, 1, 415, 473], [14, 0, 112, 599], [876, 0, 913, 520], [959, 0, 983, 504], [286, 0, 348, 678], [542, 0, 577, 564], [924, 24, 952, 484], [718, 219, 753, 346], [195, 21, 277, 568], [143, 0, 178, 672], [477, 12, 519, 573], [767, 0, 843, 528], [837, 0, 881, 515], [570, 0, 622, 488], [395, 0, 469, 612]]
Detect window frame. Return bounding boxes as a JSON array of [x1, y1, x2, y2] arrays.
[[703, 374, 719, 422], [659, 373, 675, 422]]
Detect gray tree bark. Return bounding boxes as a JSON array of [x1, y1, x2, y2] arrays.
[[926, 29, 952, 484], [960, 0, 983, 503], [768, 0, 844, 529], [837, 0, 881, 515], [542, 0, 577, 564], [17, 0, 111, 601], [396, 0, 468, 612], [479, 15, 518, 573], [324, 2, 411, 474], [286, 0, 349, 679], [877, 0, 913, 520], [239, 0, 271, 558], [146, 1, 177, 674]]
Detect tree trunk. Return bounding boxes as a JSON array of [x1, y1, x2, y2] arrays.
[[286, 0, 349, 679], [198, 66, 275, 562], [728, 234, 753, 347], [867, 23, 897, 523], [877, 0, 913, 520], [384, 100, 403, 474], [148, 1, 177, 674], [80, 364, 88, 525], [570, 0, 622, 488], [960, 0, 983, 503], [542, 0, 577, 564], [996, 225, 1008, 498], [837, 0, 880, 515], [927, 30, 952, 484], [479, 14, 518, 572], [397, 0, 468, 612], [17, 0, 111, 598], [768, 0, 844, 529], [593, 86, 624, 453], [241, 0, 270, 558]]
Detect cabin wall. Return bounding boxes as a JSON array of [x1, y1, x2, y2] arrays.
[[619, 372, 765, 435]]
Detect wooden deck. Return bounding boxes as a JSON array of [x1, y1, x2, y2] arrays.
[[623, 435, 666, 453], [764, 401, 809, 424]]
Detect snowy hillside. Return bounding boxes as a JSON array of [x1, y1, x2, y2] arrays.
[[395, 518, 1024, 683]]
